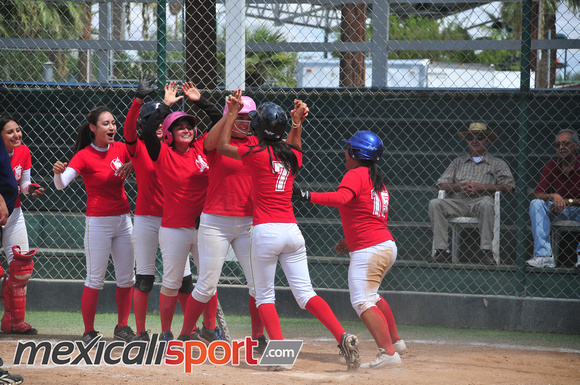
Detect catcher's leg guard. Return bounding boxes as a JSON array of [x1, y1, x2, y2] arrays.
[[2, 246, 36, 334]]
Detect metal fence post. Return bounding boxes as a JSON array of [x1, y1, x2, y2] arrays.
[[516, 0, 535, 296], [157, 0, 167, 89]]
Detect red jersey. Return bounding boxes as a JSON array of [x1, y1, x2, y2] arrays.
[[238, 145, 302, 225], [130, 140, 164, 216], [155, 133, 209, 228], [68, 142, 131, 217], [204, 136, 258, 217], [312, 166, 393, 252], [124, 99, 164, 216], [10, 145, 31, 208]]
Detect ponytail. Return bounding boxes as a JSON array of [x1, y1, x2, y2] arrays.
[[73, 106, 112, 154], [360, 159, 385, 193]]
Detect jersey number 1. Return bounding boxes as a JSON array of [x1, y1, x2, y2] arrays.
[[372, 189, 389, 218]]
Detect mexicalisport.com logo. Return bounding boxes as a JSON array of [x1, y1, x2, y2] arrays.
[[13, 335, 302, 372]]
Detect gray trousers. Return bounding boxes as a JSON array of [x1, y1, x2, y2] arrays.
[[428, 196, 495, 251]]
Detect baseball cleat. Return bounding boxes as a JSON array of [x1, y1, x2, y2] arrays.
[[253, 334, 268, 356], [82, 330, 101, 345], [133, 330, 150, 342], [0, 367, 23, 385], [199, 325, 226, 343], [113, 325, 137, 342], [360, 349, 401, 369], [338, 332, 361, 370], [393, 339, 408, 355], [159, 331, 174, 342]]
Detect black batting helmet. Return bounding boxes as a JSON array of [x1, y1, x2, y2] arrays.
[[137, 101, 161, 130], [249, 102, 287, 141]]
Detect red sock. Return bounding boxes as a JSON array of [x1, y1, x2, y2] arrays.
[[249, 295, 264, 339], [180, 297, 206, 336], [133, 289, 149, 333], [364, 306, 394, 354], [81, 287, 100, 334], [377, 296, 401, 342], [305, 296, 345, 343], [257, 303, 283, 340], [159, 293, 178, 332], [178, 292, 190, 314], [116, 286, 133, 328], [203, 293, 218, 330]]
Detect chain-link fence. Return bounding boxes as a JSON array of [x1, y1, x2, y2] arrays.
[[0, 0, 579, 300]]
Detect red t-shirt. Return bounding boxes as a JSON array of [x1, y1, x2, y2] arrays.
[[312, 166, 393, 252], [68, 142, 131, 217], [130, 140, 164, 216], [534, 155, 580, 199], [204, 136, 258, 217], [10, 145, 31, 208], [238, 145, 302, 225], [155, 133, 209, 228]]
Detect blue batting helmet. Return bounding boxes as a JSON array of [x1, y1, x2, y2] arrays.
[[137, 101, 162, 129], [343, 131, 384, 161], [249, 102, 287, 141]]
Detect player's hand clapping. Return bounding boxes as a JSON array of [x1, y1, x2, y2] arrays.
[[53, 161, 68, 175], [28, 184, 45, 199]]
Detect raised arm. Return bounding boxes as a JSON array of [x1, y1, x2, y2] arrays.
[[125, 73, 157, 156], [286, 99, 308, 151], [142, 82, 183, 161], [182, 82, 222, 126], [216, 89, 244, 160]]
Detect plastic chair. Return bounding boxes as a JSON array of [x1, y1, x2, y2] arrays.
[[435, 190, 501, 264]]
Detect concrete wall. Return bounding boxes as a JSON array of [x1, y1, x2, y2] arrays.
[[26, 279, 580, 335]]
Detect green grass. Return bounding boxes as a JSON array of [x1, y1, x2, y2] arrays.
[[23, 311, 580, 351]]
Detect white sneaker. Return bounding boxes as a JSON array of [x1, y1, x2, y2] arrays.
[[526, 256, 556, 268], [360, 349, 401, 369], [393, 339, 408, 355]]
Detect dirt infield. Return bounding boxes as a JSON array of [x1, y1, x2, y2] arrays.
[[0, 335, 578, 385]]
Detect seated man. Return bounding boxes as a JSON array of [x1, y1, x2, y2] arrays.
[[428, 122, 515, 265], [528, 128, 580, 269]]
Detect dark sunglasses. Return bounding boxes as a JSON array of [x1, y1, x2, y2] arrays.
[[465, 134, 487, 141], [554, 140, 575, 148]]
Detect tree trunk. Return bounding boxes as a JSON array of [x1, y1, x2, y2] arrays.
[[536, 8, 557, 88], [185, 0, 217, 118], [340, 4, 366, 88], [78, 2, 92, 83]]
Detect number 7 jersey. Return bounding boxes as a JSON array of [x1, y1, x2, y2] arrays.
[[237, 145, 302, 226]]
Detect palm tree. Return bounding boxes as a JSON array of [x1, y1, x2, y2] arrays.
[[1, 0, 87, 82], [499, 0, 580, 87], [217, 26, 297, 88]]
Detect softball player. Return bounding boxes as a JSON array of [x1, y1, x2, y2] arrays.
[[177, 95, 267, 348], [209, 90, 360, 370], [141, 82, 221, 342], [294, 130, 407, 368], [53, 106, 136, 344], [124, 76, 219, 341], [0, 115, 44, 335]]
